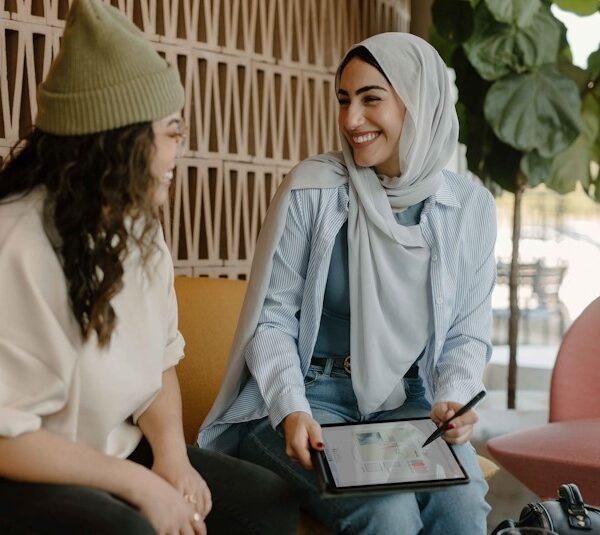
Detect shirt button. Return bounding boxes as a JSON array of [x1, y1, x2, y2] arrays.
[[435, 297, 443, 305], [421, 214, 428, 223], [431, 253, 438, 262]]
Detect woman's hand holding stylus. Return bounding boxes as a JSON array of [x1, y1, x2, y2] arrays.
[[282, 412, 324, 470], [430, 402, 479, 445]]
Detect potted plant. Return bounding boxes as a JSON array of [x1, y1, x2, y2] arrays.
[[430, 0, 600, 408]]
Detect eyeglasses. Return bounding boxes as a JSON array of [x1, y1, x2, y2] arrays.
[[175, 130, 187, 158], [153, 116, 187, 157]]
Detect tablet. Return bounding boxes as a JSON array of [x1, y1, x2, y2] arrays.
[[311, 417, 470, 496]]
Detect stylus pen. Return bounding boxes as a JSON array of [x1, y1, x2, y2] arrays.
[[421, 390, 486, 447]]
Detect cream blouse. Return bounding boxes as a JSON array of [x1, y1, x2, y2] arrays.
[[0, 188, 184, 458]]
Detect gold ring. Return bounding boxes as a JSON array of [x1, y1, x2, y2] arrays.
[[192, 512, 201, 522], [184, 494, 198, 505]]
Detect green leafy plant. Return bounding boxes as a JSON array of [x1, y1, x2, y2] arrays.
[[430, 0, 600, 408]]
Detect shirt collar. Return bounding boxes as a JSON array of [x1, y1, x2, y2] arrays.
[[431, 173, 460, 208]]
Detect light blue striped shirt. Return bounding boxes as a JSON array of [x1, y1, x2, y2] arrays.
[[199, 170, 496, 453]]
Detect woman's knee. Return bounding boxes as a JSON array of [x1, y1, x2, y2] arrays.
[[187, 445, 299, 535], [205, 463, 299, 535], [326, 493, 422, 535], [421, 486, 489, 535], [0, 481, 155, 535], [50, 486, 155, 535], [418, 463, 490, 535]]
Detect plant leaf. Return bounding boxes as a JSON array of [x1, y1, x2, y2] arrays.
[[485, 137, 522, 191], [484, 0, 541, 26], [452, 47, 491, 111], [558, 55, 590, 91], [553, 0, 600, 16], [511, 6, 562, 67], [588, 47, 600, 80], [592, 159, 600, 202], [593, 140, 600, 163], [464, 5, 515, 80], [432, 0, 475, 43], [461, 110, 522, 191], [547, 93, 600, 193], [520, 150, 553, 186], [546, 137, 587, 193], [430, 26, 458, 65], [484, 65, 581, 157], [464, 3, 562, 80], [460, 108, 490, 176]]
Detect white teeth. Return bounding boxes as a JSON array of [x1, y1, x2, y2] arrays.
[[352, 132, 378, 144], [163, 171, 174, 181]]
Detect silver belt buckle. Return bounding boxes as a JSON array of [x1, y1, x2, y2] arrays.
[[343, 355, 351, 374]]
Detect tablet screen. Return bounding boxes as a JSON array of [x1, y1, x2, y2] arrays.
[[316, 418, 468, 492]]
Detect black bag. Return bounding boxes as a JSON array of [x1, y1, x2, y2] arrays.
[[491, 484, 600, 534]]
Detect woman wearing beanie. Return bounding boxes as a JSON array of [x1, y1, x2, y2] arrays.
[[200, 33, 495, 534], [0, 1, 298, 534]]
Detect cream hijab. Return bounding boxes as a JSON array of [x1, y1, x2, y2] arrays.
[[339, 32, 459, 413], [201, 33, 459, 429]]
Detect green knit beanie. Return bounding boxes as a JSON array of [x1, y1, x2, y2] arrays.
[[35, 0, 184, 135]]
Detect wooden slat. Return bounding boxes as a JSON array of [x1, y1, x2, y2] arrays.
[[1, 0, 410, 278]]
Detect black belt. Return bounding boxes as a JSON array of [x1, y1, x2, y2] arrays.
[[311, 356, 419, 378]]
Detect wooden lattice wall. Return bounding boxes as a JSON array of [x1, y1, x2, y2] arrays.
[[0, 0, 410, 278]]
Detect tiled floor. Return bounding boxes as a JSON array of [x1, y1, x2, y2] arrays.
[[473, 391, 548, 533]]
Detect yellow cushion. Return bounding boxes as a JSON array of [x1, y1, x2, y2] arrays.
[[478, 454, 500, 480], [174, 276, 247, 444]]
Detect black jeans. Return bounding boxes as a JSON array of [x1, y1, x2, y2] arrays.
[[0, 438, 299, 534]]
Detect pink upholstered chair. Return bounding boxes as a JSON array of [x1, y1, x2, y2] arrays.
[[487, 297, 600, 505]]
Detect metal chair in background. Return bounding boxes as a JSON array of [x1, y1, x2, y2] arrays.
[[493, 260, 568, 345]]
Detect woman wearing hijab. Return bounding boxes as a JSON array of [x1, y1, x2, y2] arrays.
[[0, 1, 298, 534], [200, 32, 495, 534]]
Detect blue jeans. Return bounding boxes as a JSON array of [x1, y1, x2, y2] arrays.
[[240, 363, 490, 535]]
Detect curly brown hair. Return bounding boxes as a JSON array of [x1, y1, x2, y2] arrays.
[[0, 124, 160, 347]]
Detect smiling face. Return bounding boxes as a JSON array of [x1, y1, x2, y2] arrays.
[[150, 112, 184, 207], [337, 57, 406, 178]]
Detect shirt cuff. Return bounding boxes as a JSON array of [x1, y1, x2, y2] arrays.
[[163, 331, 185, 371], [269, 388, 312, 429], [433, 381, 485, 407], [0, 407, 42, 437]]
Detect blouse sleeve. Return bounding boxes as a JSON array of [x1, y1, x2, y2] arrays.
[[244, 189, 316, 428], [433, 187, 496, 404], [0, 227, 79, 438], [160, 234, 185, 370], [121, 229, 185, 424]]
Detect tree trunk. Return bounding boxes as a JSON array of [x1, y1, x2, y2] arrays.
[[507, 175, 526, 409]]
